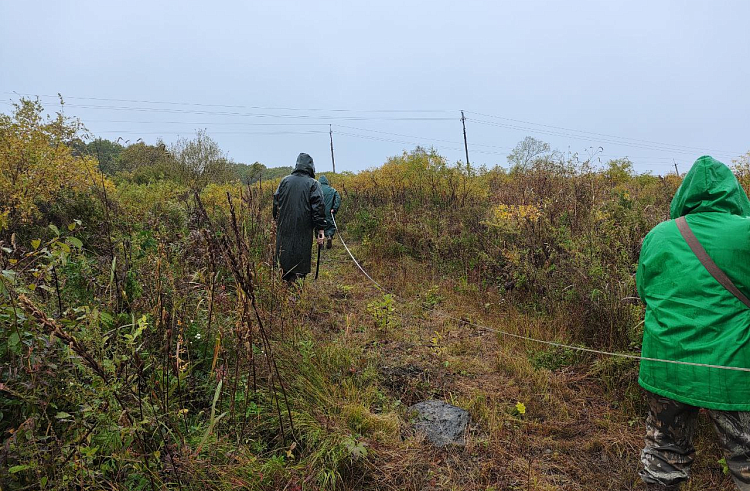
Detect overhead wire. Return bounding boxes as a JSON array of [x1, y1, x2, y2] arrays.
[[95, 129, 327, 136], [1, 93, 742, 157], [85, 120, 331, 127], [40, 103, 457, 121], [334, 131, 510, 157], [333, 125, 683, 167], [3, 91, 455, 114], [3, 93, 742, 169], [333, 124, 515, 151], [0, 101, 684, 167], [466, 110, 741, 156], [469, 118, 740, 159], [334, 131, 681, 166]]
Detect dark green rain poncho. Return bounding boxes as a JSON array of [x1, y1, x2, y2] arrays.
[[273, 153, 327, 280], [318, 175, 341, 238], [637, 156, 750, 410]]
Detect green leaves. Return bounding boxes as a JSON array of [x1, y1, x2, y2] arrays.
[[7, 331, 21, 354], [124, 314, 149, 346], [66, 237, 83, 249], [197, 381, 227, 453], [343, 437, 368, 460]]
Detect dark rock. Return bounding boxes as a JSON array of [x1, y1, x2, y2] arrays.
[[409, 400, 469, 447]]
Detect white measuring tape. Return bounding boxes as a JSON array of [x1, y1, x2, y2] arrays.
[[331, 214, 750, 373]]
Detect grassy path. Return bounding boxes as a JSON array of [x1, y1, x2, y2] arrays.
[[294, 240, 732, 491]]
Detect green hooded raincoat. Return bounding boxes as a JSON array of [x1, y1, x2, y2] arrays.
[[273, 154, 327, 279], [318, 175, 341, 238], [637, 156, 750, 410]]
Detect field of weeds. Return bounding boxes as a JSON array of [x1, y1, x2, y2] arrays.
[[2, 98, 748, 490]]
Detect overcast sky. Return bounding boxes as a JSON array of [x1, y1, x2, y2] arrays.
[[1, 1, 748, 174]]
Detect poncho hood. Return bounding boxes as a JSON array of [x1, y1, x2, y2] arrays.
[[293, 153, 315, 178], [670, 155, 750, 219], [318, 175, 329, 186]]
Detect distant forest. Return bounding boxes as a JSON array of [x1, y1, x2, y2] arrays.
[[83, 134, 291, 185]]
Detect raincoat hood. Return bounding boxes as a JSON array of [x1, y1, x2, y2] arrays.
[[293, 153, 315, 178], [318, 175, 329, 186], [670, 155, 750, 219]]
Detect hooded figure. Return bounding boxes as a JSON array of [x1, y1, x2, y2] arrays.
[[273, 153, 327, 281], [637, 156, 750, 490], [318, 175, 341, 249]]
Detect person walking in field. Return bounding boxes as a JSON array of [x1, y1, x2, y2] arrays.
[[317, 175, 341, 249], [273, 153, 327, 281], [636, 156, 750, 491]]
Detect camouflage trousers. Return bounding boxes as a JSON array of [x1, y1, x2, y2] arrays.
[[641, 392, 750, 490]]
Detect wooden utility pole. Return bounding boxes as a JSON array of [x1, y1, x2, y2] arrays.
[[673, 160, 679, 175], [461, 110, 470, 171], [329, 124, 336, 174]]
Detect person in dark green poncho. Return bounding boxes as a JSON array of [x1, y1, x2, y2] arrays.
[[637, 156, 750, 490], [317, 175, 341, 249], [273, 153, 327, 282]]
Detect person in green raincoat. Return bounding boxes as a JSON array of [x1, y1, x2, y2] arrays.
[[317, 175, 341, 249], [273, 153, 327, 281], [637, 156, 750, 490]]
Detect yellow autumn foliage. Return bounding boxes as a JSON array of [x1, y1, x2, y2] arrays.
[[337, 147, 486, 206], [0, 98, 111, 229], [491, 203, 542, 222], [199, 180, 278, 215]]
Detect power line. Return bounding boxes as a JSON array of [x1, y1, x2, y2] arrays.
[[333, 124, 514, 150], [4, 91, 455, 114], [470, 118, 711, 156], [74, 120, 692, 165], [2, 108, 687, 165], [338, 131, 679, 167], [86, 120, 331, 127], [92, 125, 677, 167], [335, 131, 509, 157], [1, 98, 453, 121], [2, 93, 744, 158], [55, 103, 457, 121], [466, 111, 743, 157], [95, 129, 327, 136], [469, 118, 740, 159], [2, 95, 737, 168], [27, 108, 681, 165]]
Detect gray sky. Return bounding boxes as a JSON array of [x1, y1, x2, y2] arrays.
[[1, 0, 748, 174]]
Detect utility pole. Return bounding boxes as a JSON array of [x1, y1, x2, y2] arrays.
[[460, 110, 470, 172], [673, 159, 679, 175], [329, 124, 336, 174]]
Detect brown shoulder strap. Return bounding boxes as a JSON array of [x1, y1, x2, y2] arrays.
[[675, 216, 750, 309]]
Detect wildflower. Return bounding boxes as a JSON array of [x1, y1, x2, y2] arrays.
[[515, 401, 526, 415]]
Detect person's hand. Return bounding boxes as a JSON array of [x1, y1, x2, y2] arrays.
[[317, 230, 325, 246]]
